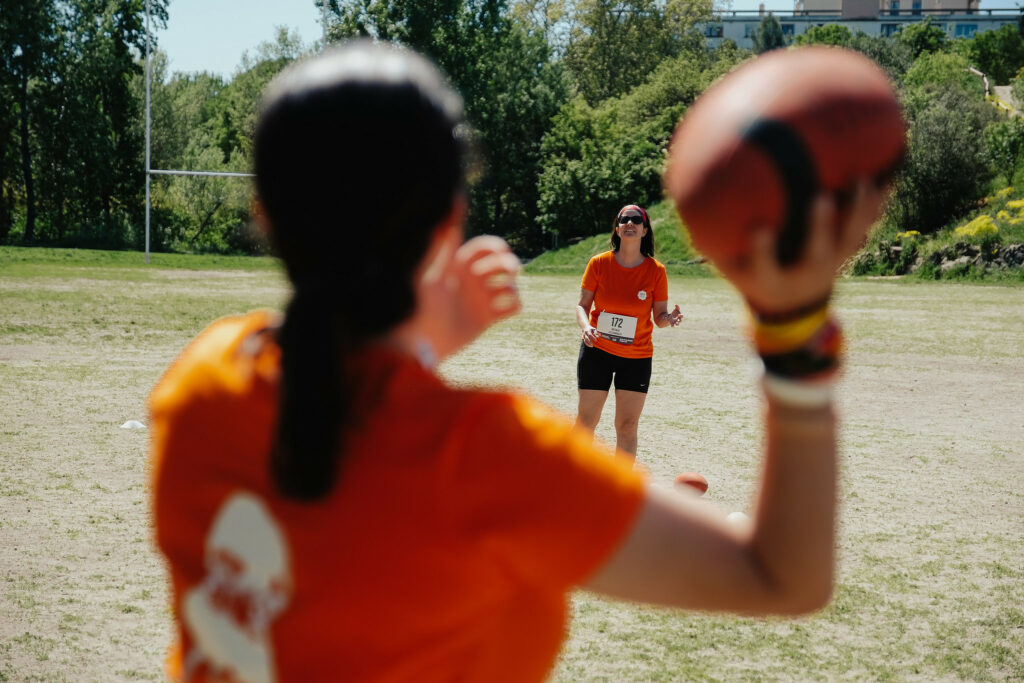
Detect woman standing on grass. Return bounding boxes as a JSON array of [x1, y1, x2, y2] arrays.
[[150, 40, 881, 682], [574, 205, 683, 461]]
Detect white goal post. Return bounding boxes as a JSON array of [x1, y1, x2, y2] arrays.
[[143, 0, 330, 263]]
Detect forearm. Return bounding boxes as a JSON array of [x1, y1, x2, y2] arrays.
[[747, 394, 836, 613], [576, 305, 592, 331]]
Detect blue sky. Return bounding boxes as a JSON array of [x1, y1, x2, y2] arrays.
[[155, 0, 324, 78], [155, 0, 1022, 79]]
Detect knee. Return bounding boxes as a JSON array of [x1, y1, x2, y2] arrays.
[[576, 412, 601, 430], [614, 415, 639, 436]]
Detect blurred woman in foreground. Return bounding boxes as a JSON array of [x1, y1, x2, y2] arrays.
[[150, 41, 881, 682]]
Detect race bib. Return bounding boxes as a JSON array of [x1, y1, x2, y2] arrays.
[[597, 311, 638, 345]]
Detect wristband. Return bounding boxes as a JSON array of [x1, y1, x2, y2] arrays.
[[761, 372, 835, 408], [750, 306, 831, 355], [759, 318, 843, 378]]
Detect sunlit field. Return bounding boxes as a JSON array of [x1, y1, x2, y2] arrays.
[[1, 247, 1022, 681]]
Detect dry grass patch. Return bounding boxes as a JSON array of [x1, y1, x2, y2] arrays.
[[1, 253, 1021, 681]]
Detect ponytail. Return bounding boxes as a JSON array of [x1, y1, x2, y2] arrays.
[[270, 289, 350, 500], [255, 42, 466, 502]]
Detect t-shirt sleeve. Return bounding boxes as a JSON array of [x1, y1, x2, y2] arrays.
[[654, 262, 669, 302], [446, 394, 645, 590], [581, 256, 600, 292]]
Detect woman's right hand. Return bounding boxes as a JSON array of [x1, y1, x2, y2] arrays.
[[582, 325, 600, 347], [716, 180, 883, 316]]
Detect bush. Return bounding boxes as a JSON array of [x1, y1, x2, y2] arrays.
[[983, 117, 1024, 185], [888, 86, 998, 235]]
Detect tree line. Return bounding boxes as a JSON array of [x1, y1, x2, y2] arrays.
[[4, 1, 1024, 256]]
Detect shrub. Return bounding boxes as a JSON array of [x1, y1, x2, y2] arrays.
[[888, 86, 998, 235], [953, 215, 999, 240]]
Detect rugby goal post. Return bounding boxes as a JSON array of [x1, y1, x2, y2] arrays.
[[143, 0, 330, 263]]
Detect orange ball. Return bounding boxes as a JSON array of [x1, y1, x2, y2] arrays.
[[675, 471, 709, 495], [663, 46, 906, 267]]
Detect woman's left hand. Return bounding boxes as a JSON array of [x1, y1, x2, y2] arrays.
[[666, 305, 683, 327]]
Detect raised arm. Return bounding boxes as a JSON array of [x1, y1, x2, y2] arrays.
[[584, 181, 883, 615]]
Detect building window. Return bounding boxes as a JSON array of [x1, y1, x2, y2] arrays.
[[744, 24, 756, 37], [704, 24, 723, 37], [955, 23, 978, 37], [881, 23, 900, 36], [889, 0, 899, 15], [912, 0, 921, 14], [781, 23, 795, 35]]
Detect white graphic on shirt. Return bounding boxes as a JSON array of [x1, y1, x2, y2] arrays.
[[637, 290, 647, 301], [182, 493, 292, 683]]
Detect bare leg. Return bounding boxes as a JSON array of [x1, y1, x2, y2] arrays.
[[576, 389, 609, 436], [613, 389, 647, 460]]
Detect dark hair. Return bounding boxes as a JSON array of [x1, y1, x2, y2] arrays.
[[254, 41, 466, 501], [610, 204, 655, 258]]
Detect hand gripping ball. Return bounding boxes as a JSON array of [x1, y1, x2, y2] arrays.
[[663, 46, 907, 266]]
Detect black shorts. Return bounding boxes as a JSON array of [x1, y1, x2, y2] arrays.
[[577, 343, 652, 394]]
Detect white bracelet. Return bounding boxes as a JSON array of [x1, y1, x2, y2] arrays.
[[761, 372, 835, 408]]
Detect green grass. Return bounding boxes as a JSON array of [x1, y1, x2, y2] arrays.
[[1, 248, 1022, 681], [0, 245, 280, 278], [525, 200, 714, 276]]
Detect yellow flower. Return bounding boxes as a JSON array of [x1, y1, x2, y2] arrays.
[[997, 210, 1011, 220], [1006, 198, 1024, 210], [995, 186, 1015, 198], [895, 230, 920, 240], [954, 215, 998, 238]]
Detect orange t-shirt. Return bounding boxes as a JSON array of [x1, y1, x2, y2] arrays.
[[149, 311, 645, 682], [581, 251, 669, 359]]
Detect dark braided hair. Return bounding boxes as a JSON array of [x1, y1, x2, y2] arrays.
[[254, 41, 466, 501]]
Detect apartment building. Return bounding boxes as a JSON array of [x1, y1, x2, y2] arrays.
[[703, 0, 1019, 48]]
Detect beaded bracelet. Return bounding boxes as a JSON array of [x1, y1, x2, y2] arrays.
[[758, 318, 843, 380], [749, 303, 844, 409]]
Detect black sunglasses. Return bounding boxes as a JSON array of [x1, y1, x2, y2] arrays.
[[618, 215, 643, 225]]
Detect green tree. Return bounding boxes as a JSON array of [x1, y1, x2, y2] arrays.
[[793, 23, 851, 47], [1012, 66, 1024, 114], [902, 51, 983, 97], [0, 0, 56, 243], [0, 0, 168, 247], [847, 31, 913, 83], [536, 45, 746, 243], [897, 18, 946, 59], [563, 0, 711, 105], [140, 31, 299, 254], [326, 0, 570, 253], [889, 87, 997, 234], [34, 0, 167, 246], [146, 53, 226, 171], [511, 0, 573, 54], [983, 117, 1024, 185], [961, 24, 1024, 86], [751, 13, 786, 54], [211, 28, 304, 163]]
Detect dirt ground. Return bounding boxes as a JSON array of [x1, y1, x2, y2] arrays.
[[1, 267, 1022, 681]]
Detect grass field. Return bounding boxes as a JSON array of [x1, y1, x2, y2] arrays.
[[1, 246, 1022, 681]]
